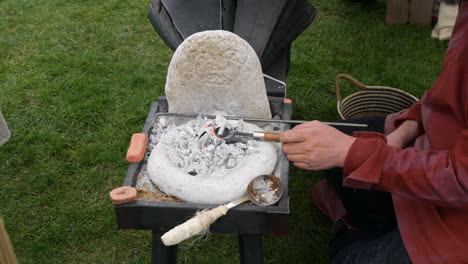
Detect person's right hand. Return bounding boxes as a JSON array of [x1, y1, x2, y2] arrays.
[[279, 121, 356, 170], [386, 120, 419, 149]]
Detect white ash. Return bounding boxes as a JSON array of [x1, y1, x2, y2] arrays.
[[146, 116, 278, 204], [153, 116, 259, 176], [147, 117, 175, 154], [135, 164, 156, 192]]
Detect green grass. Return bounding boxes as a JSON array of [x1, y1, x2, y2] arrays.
[[0, 0, 447, 263]]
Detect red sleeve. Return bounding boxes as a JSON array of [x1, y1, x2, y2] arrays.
[[343, 9, 468, 208], [343, 131, 468, 209]]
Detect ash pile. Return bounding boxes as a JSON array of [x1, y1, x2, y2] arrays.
[[149, 116, 266, 175]]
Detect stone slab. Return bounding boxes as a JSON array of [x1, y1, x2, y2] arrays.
[[165, 30, 272, 119]]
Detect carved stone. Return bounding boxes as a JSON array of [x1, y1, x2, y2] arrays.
[[165, 30, 272, 119]]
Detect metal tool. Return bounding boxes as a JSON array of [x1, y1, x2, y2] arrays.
[[214, 127, 281, 142], [160, 175, 283, 246], [247, 174, 284, 206], [154, 112, 368, 128]]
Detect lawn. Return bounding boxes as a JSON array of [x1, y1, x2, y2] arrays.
[[0, 0, 448, 263]]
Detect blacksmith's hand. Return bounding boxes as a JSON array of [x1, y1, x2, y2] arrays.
[[279, 121, 356, 170]]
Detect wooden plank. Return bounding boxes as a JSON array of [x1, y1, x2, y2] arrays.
[[386, 0, 410, 24], [410, 0, 434, 25], [0, 219, 18, 264]]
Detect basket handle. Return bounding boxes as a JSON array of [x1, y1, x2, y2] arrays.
[[335, 74, 369, 102]]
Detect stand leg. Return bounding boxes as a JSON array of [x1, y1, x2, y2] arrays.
[[151, 230, 178, 264], [238, 234, 263, 264]]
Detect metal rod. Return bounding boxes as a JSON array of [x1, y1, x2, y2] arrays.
[[154, 112, 368, 128]]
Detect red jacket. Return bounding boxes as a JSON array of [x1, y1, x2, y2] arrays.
[[343, 4, 468, 263]]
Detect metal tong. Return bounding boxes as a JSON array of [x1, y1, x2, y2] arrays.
[[214, 127, 280, 143], [154, 112, 368, 128]]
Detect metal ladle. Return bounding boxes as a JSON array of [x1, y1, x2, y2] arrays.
[[247, 174, 283, 206], [161, 175, 283, 246]]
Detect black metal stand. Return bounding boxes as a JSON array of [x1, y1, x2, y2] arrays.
[[116, 99, 291, 264], [239, 234, 264, 264], [152, 231, 178, 264]]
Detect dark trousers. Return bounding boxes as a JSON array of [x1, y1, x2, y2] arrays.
[[324, 116, 412, 264]]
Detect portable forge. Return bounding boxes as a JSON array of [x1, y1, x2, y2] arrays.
[[114, 96, 292, 264], [113, 1, 316, 262]]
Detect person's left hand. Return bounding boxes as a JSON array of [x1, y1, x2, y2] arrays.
[[386, 120, 418, 149], [279, 121, 356, 170]]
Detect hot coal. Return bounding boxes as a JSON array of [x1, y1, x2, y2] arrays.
[[158, 116, 260, 176]]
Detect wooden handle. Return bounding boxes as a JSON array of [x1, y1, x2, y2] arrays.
[[161, 205, 229, 246], [0, 219, 18, 264], [263, 132, 281, 142]]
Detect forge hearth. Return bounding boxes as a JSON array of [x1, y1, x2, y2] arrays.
[[145, 115, 278, 204], [114, 96, 291, 264]]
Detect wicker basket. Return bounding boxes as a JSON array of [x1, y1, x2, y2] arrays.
[[336, 74, 418, 120]]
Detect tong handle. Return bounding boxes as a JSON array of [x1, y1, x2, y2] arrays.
[[264, 132, 281, 142], [253, 132, 281, 142]]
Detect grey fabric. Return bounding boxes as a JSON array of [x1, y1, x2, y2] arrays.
[[262, 0, 317, 68], [233, 0, 288, 58], [161, 0, 221, 39], [221, 0, 236, 32], [0, 110, 10, 147], [148, 0, 184, 51]]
